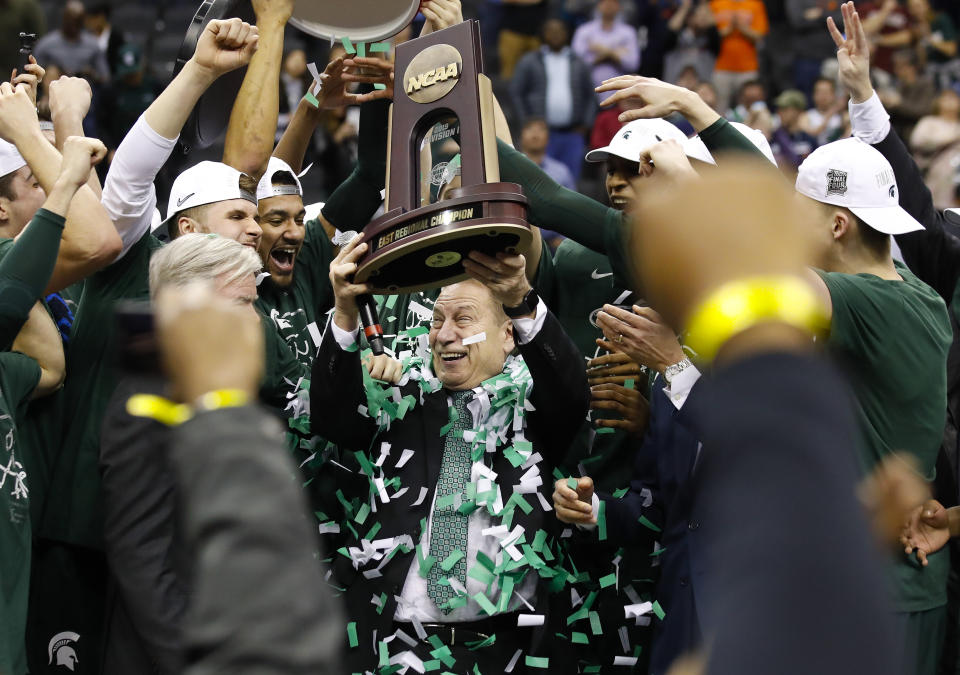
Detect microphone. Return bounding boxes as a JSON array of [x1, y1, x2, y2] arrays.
[[357, 294, 385, 356]]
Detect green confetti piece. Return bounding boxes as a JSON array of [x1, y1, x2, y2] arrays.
[[598, 573, 617, 588], [422, 660, 441, 671], [378, 640, 389, 667], [354, 502, 370, 525], [595, 426, 615, 434], [571, 631, 589, 644], [652, 600, 666, 620], [468, 562, 495, 586], [612, 487, 629, 498], [525, 656, 550, 668], [566, 477, 578, 490], [638, 515, 662, 533], [370, 41, 391, 52], [650, 547, 667, 557], [624, 378, 635, 389], [303, 91, 319, 108], [376, 591, 388, 615], [436, 493, 458, 509], [364, 521, 382, 540], [473, 591, 498, 616], [347, 621, 358, 648], [589, 610, 602, 635], [374, 83, 387, 90], [357, 41, 367, 58], [584, 666, 602, 673], [532, 529, 547, 552], [466, 634, 496, 650], [439, 549, 465, 572], [384, 294, 398, 309], [418, 550, 436, 577], [341, 37, 356, 54], [598, 500, 607, 541], [475, 551, 495, 571], [552, 466, 565, 481]]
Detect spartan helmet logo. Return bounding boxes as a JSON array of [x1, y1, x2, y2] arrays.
[[48, 631, 80, 671], [621, 130, 632, 140]]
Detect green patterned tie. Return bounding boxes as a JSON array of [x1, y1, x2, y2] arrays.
[[427, 390, 472, 613]]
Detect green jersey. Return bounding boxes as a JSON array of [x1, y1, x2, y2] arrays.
[[45, 232, 161, 546], [545, 238, 648, 488], [819, 262, 952, 612], [255, 219, 335, 371], [0, 351, 41, 675]]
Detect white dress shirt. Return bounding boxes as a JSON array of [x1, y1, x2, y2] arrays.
[[328, 300, 549, 621], [542, 47, 574, 129]]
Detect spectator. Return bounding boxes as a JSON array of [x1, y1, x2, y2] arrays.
[[697, 78, 721, 110], [801, 76, 847, 145], [0, 0, 45, 75], [497, 0, 547, 80], [663, 0, 720, 86], [33, 0, 110, 83], [726, 78, 772, 137], [84, 1, 124, 78], [880, 48, 936, 140], [771, 88, 818, 169], [96, 45, 158, 152], [510, 18, 595, 180], [709, 0, 768, 111], [572, 0, 640, 103], [519, 117, 576, 190], [862, 0, 915, 75], [910, 86, 960, 208], [907, 0, 958, 88], [786, 0, 844, 98], [278, 46, 310, 139]]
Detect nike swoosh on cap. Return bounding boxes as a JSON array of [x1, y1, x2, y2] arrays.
[[176, 192, 196, 208], [591, 270, 614, 279]]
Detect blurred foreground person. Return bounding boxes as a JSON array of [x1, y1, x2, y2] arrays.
[[134, 280, 345, 675], [636, 161, 900, 675]]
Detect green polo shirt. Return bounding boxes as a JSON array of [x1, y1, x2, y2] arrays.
[[819, 262, 952, 612]]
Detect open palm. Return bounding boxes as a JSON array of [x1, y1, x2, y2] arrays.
[[827, 2, 872, 103], [901, 500, 951, 566]]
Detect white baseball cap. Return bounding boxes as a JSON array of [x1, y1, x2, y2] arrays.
[[585, 118, 712, 165], [685, 122, 777, 166], [157, 161, 257, 239], [256, 156, 303, 201], [0, 140, 26, 178], [796, 137, 923, 235]]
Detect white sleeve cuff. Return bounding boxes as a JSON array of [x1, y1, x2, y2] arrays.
[[663, 365, 702, 410], [329, 317, 360, 351], [850, 91, 891, 145], [576, 493, 601, 531], [512, 299, 548, 345]]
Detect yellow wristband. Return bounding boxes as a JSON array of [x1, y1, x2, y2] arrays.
[[126, 389, 251, 427], [685, 275, 829, 363]]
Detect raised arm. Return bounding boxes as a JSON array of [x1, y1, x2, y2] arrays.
[[103, 18, 258, 255], [2, 136, 106, 393], [222, 0, 293, 181], [49, 76, 102, 197], [0, 83, 120, 290]]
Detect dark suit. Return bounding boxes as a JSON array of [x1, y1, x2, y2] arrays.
[[601, 378, 703, 675], [310, 308, 589, 671]]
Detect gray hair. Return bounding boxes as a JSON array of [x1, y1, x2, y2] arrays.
[[149, 233, 262, 300]]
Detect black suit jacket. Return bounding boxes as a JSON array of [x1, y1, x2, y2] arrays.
[[310, 308, 589, 666]]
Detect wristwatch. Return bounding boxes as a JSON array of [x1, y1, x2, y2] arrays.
[[663, 357, 693, 386], [504, 288, 540, 318]]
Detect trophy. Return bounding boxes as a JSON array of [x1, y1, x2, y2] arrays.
[[353, 20, 531, 294]]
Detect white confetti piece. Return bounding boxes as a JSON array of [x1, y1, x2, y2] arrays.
[[461, 331, 486, 345], [614, 656, 639, 666], [395, 448, 415, 469], [505, 649, 523, 673], [624, 602, 653, 619], [411, 487, 429, 506], [517, 613, 544, 627]]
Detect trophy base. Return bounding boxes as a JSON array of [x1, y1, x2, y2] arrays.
[[355, 183, 530, 295]]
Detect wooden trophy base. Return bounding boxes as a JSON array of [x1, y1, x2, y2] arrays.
[[355, 183, 530, 294]]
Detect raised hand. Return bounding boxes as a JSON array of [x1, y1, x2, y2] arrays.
[[49, 76, 93, 125], [901, 500, 951, 566], [420, 0, 464, 36], [58, 136, 107, 190], [329, 234, 373, 331], [251, 0, 295, 23], [596, 75, 719, 130], [0, 82, 40, 145], [10, 56, 44, 106], [362, 353, 404, 384], [596, 304, 686, 375], [461, 250, 531, 310], [587, 350, 644, 386], [341, 57, 395, 103], [827, 2, 872, 104], [553, 477, 597, 525], [191, 18, 259, 82]]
